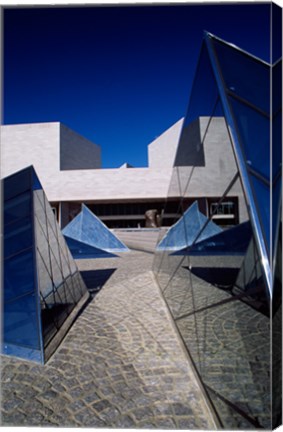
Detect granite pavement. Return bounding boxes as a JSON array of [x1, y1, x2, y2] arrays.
[[1, 250, 217, 429]]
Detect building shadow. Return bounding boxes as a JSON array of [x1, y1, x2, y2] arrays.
[[80, 268, 116, 297]]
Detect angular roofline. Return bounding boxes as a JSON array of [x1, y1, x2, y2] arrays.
[[1, 121, 61, 128], [204, 31, 273, 66]]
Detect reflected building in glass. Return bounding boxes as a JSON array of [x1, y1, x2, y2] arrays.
[[153, 32, 282, 429]]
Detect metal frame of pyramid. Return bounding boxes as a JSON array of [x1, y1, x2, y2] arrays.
[[2, 166, 89, 363], [62, 204, 129, 258]]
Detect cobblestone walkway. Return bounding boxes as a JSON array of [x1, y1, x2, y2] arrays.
[[1, 251, 217, 428]]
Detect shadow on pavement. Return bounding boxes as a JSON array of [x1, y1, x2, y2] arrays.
[[81, 268, 116, 296]]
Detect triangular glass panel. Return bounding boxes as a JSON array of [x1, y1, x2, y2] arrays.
[[62, 204, 129, 255]]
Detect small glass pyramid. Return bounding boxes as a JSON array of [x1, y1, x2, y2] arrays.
[[62, 204, 129, 258], [173, 220, 252, 256], [156, 201, 222, 251]]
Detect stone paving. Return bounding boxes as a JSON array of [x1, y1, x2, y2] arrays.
[[0, 250, 217, 428]]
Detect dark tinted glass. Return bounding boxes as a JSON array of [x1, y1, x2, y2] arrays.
[[175, 44, 220, 166], [272, 60, 282, 114], [272, 61, 282, 256], [250, 173, 270, 254], [4, 216, 33, 259], [32, 169, 43, 190], [184, 44, 219, 125], [3, 166, 32, 201], [213, 38, 270, 115], [4, 293, 40, 350], [4, 191, 32, 226], [229, 96, 270, 180], [4, 249, 35, 302], [272, 178, 281, 258], [273, 112, 282, 178]]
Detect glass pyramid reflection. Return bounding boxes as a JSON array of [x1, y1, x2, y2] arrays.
[[62, 204, 129, 257], [2, 166, 89, 364], [156, 201, 222, 251], [172, 221, 252, 256]]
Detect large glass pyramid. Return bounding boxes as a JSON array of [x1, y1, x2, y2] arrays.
[[156, 201, 222, 251], [2, 166, 89, 364], [62, 204, 129, 258], [172, 32, 281, 295], [204, 32, 281, 295], [153, 21, 282, 430]]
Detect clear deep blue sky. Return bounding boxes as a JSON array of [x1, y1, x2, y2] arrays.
[[3, 3, 281, 168]]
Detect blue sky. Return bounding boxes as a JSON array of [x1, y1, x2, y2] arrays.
[[3, 3, 281, 168]]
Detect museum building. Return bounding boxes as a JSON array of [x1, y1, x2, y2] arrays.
[[1, 115, 245, 230]]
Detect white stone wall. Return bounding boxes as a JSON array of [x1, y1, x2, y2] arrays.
[[148, 118, 183, 167], [1, 122, 60, 180], [60, 124, 101, 170], [44, 167, 171, 202], [0, 122, 172, 202]]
